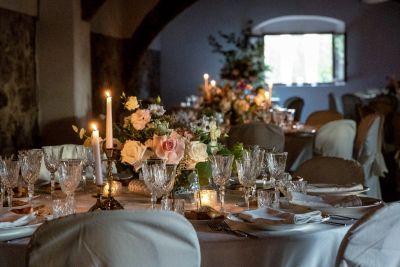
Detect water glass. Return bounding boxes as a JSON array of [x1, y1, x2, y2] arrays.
[[18, 149, 43, 207], [58, 159, 82, 214], [161, 198, 174, 211], [174, 199, 185, 215], [142, 159, 165, 209], [266, 152, 288, 186], [287, 180, 308, 194], [42, 146, 64, 195], [209, 155, 234, 212], [257, 189, 279, 208], [0, 159, 20, 208]]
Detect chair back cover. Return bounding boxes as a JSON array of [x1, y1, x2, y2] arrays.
[[226, 122, 285, 152], [354, 114, 387, 199], [314, 120, 356, 160], [293, 156, 364, 185], [341, 94, 363, 123], [305, 110, 343, 129], [284, 96, 304, 122], [28, 210, 201, 267], [336, 202, 400, 267]]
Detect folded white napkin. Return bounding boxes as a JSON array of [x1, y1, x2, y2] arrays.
[[307, 183, 364, 193], [238, 207, 322, 225], [0, 213, 36, 229], [289, 192, 362, 208]]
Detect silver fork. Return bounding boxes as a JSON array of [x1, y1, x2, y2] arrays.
[[220, 220, 259, 239], [208, 220, 258, 239]]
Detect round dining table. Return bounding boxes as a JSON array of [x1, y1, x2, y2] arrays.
[[0, 187, 349, 267]]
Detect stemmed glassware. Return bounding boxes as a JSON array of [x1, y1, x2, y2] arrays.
[[58, 159, 83, 214], [18, 149, 43, 208], [0, 159, 20, 208], [266, 152, 288, 187], [42, 146, 64, 195], [236, 147, 264, 209], [154, 164, 177, 210], [75, 146, 91, 189], [142, 159, 165, 209], [209, 155, 234, 212]]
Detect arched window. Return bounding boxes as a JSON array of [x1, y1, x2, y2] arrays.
[[254, 15, 346, 86]]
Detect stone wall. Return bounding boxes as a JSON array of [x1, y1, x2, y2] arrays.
[[0, 8, 37, 154], [91, 32, 160, 122]]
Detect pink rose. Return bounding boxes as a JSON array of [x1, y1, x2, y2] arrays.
[[153, 131, 185, 164]]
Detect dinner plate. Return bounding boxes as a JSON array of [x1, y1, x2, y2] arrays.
[[306, 184, 370, 196], [294, 196, 383, 219], [226, 213, 329, 231]]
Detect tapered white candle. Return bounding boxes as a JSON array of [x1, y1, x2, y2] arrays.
[[91, 124, 103, 186], [203, 73, 210, 101], [105, 91, 113, 149]]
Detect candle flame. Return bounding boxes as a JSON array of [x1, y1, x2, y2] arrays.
[[210, 80, 216, 87], [105, 90, 111, 98], [264, 91, 270, 98], [91, 123, 98, 131], [203, 73, 209, 80]]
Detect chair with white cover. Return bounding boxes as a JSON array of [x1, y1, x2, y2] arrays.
[[293, 156, 364, 185], [28, 210, 201, 267], [226, 122, 285, 152], [336, 202, 400, 267], [314, 120, 356, 160], [305, 110, 343, 129], [354, 114, 387, 199]]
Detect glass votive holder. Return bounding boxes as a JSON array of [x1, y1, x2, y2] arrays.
[[161, 198, 174, 211], [257, 189, 279, 209], [199, 189, 218, 208], [287, 180, 308, 194], [174, 199, 185, 215]]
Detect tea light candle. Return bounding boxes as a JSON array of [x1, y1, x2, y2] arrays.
[[105, 90, 113, 149], [199, 189, 218, 207], [103, 180, 122, 196], [91, 124, 103, 186]]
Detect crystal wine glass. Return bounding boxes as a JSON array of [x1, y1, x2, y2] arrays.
[[18, 149, 43, 208], [75, 146, 90, 189], [266, 152, 288, 187], [236, 148, 264, 209], [0, 159, 20, 208], [209, 154, 234, 212], [154, 164, 177, 208], [142, 159, 165, 209], [58, 159, 83, 214], [42, 146, 64, 195]]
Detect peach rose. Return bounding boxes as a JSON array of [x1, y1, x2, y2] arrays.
[[121, 140, 147, 165], [153, 131, 185, 164], [125, 96, 139, 111], [130, 109, 151, 130]]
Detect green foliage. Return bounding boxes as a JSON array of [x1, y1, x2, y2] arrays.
[[208, 20, 270, 83]]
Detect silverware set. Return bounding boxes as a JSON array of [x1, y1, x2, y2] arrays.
[[208, 220, 259, 239], [323, 214, 357, 226]]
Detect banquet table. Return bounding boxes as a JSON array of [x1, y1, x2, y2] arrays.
[[0, 188, 349, 267]]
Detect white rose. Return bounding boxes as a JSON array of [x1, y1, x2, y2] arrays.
[[148, 104, 166, 116], [125, 96, 139, 111], [188, 141, 208, 163], [121, 140, 147, 165]]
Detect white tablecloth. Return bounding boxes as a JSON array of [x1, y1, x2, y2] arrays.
[[0, 189, 349, 267]]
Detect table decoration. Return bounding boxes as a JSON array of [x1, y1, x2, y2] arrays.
[[102, 180, 122, 196], [199, 189, 218, 208]]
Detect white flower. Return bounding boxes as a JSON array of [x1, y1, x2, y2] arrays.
[[148, 104, 166, 116], [209, 120, 221, 142], [125, 96, 139, 111], [186, 141, 208, 169], [130, 109, 151, 130], [121, 140, 147, 165]]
